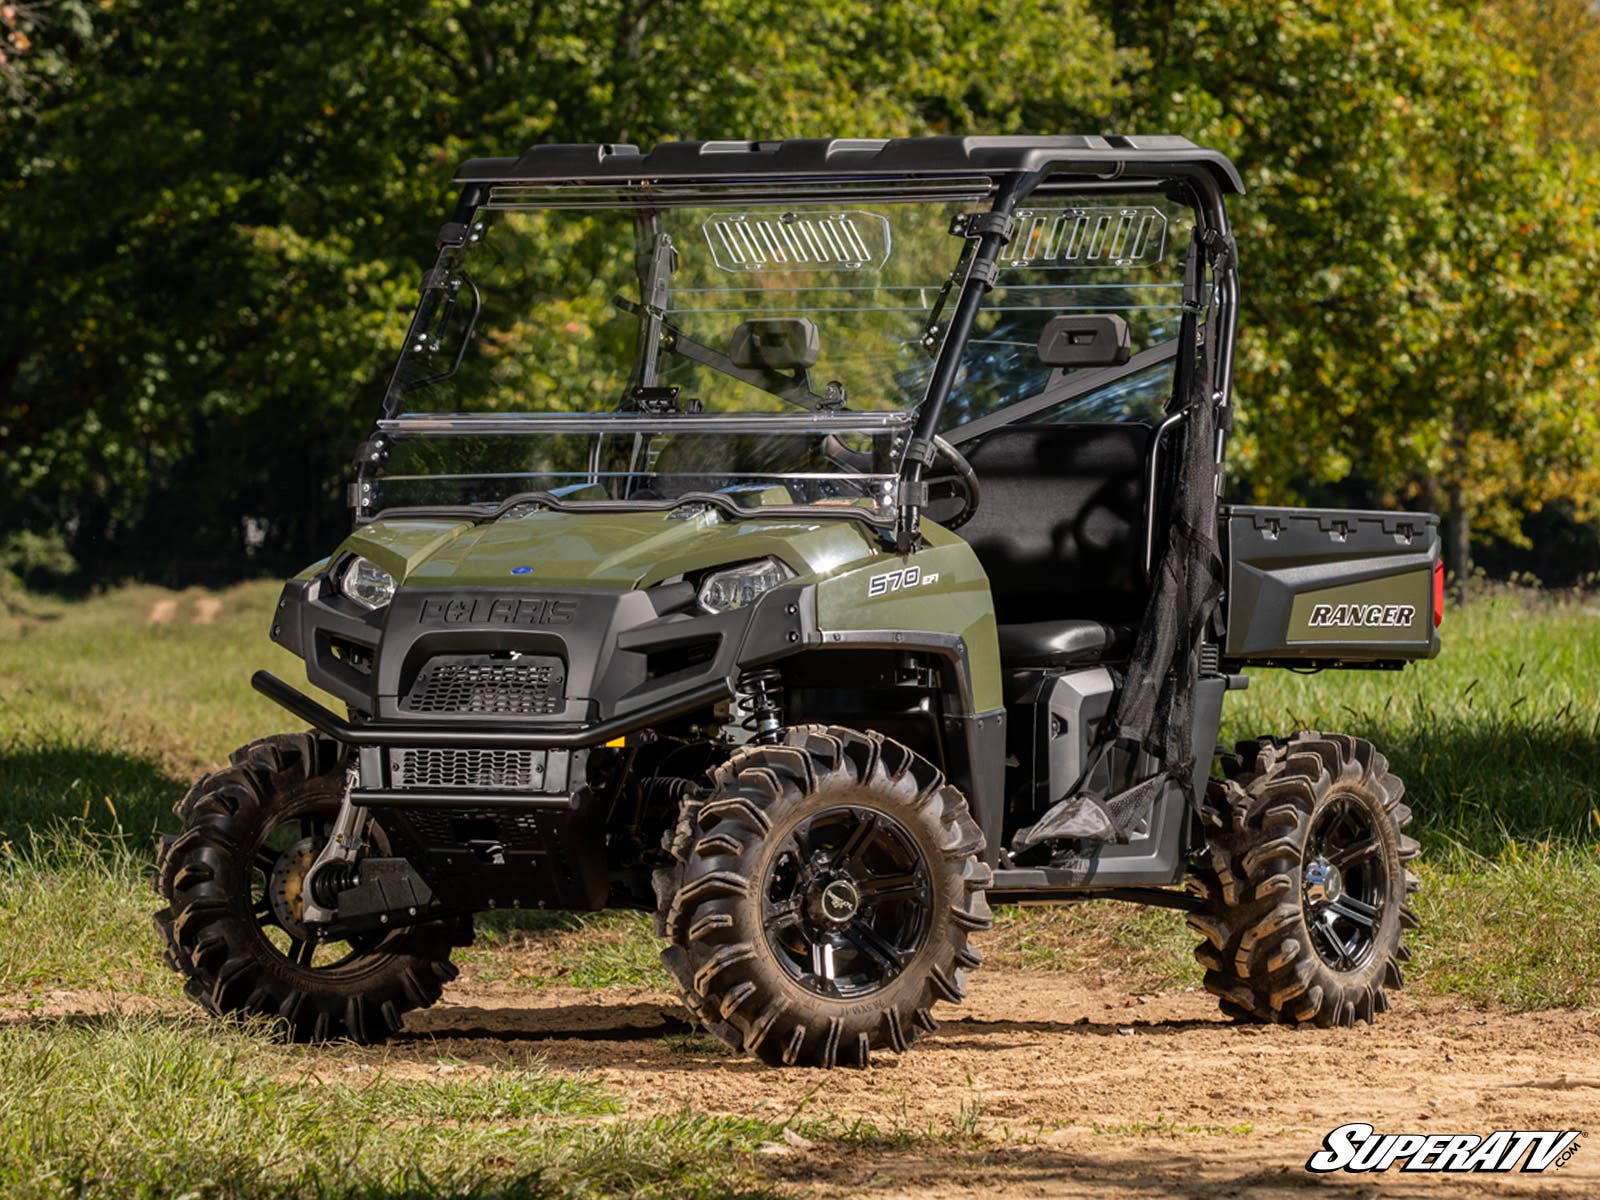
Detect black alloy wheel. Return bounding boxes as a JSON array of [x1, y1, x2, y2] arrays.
[[1186, 731, 1419, 1028], [250, 796, 381, 971], [1300, 795, 1388, 973], [656, 725, 991, 1067], [761, 807, 935, 999]]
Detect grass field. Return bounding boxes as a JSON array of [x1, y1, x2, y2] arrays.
[[1, 580, 1597, 1197]]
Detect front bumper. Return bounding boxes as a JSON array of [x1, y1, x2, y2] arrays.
[[251, 668, 728, 752]]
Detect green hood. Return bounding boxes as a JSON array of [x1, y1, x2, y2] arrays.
[[336, 508, 887, 590]]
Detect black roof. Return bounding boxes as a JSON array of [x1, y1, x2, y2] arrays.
[[454, 135, 1244, 195]]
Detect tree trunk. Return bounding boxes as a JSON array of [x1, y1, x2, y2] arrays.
[[1445, 481, 1471, 602]]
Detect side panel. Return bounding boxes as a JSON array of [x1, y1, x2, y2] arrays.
[[813, 530, 1002, 712], [1223, 505, 1440, 665]]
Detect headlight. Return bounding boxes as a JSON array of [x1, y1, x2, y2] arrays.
[[338, 556, 397, 610], [697, 557, 790, 614]]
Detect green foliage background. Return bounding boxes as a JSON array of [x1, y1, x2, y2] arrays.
[[3, 0, 1598, 584]]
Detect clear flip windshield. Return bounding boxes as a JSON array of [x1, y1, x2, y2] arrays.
[[369, 182, 992, 519], [365, 180, 1201, 521], [944, 194, 1200, 432]]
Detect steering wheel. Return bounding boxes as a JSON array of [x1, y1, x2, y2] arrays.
[[924, 435, 980, 530]]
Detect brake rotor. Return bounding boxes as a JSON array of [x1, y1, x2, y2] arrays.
[[266, 836, 317, 942]]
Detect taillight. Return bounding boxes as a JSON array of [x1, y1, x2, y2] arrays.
[[1432, 560, 1445, 628]]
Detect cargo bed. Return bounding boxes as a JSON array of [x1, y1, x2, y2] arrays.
[[1221, 505, 1441, 668]]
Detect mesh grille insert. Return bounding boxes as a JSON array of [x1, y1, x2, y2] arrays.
[[398, 805, 555, 850], [403, 655, 565, 715], [390, 748, 545, 791]]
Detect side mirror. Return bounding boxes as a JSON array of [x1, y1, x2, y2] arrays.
[[1037, 314, 1131, 368], [730, 318, 820, 371]]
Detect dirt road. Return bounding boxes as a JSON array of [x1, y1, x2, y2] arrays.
[[17, 967, 1599, 1196], [367, 969, 1600, 1198]]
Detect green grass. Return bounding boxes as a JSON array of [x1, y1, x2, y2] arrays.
[[1, 579, 1598, 1194], [0, 828, 170, 998], [1224, 587, 1600, 855], [462, 911, 672, 991], [0, 1012, 781, 1199]]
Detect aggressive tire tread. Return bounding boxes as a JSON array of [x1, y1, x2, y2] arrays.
[[655, 725, 989, 1067], [154, 731, 469, 1043], [1187, 731, 1419, 1028]]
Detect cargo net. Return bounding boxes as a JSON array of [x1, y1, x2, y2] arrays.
[[402, 655, 564, 716], [1013, 233, 1231, 854]]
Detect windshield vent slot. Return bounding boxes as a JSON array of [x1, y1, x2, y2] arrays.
[[403, 655, 565, 716], [703, 210, 890, 272], [1002, 206, 1167, 270]]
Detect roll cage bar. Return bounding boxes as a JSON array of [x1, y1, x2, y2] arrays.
[[364, 137, 1243, 548]]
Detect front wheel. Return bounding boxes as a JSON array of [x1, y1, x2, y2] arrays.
[[657, 726, 991, 1067], [1187, 732, 1420, 1027], [154, 733, 470, 1042]]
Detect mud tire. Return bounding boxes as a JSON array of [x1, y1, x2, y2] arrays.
[[154, 732, 470, 1043], [655, 725, 991, 1067], [1188, 731, 1420, 1027]]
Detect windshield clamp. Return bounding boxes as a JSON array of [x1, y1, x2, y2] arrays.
[[627, 385, 698, 414], [967, 259, 1001, 290], [950, 211, 1015, 243]]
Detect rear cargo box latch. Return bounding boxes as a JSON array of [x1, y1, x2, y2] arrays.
[[1250, 513, 1284, 539]]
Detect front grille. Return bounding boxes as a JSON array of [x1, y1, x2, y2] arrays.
[[390, 748, 545, 791], [403, 655, 565, 715]]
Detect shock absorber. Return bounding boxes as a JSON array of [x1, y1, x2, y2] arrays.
[[308, 861, 360, 909], [736, 667, 785, 745]]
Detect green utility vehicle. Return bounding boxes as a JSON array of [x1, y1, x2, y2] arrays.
[[156, 137, 1443, 1066]]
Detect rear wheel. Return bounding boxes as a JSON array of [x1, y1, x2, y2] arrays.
[[155, 733, 469, 1042], [1187, 732, 1420, 1026], [656, 725, 990, 1067]]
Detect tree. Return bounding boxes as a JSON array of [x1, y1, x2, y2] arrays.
[[1481, 0, 1600, 153], [1100, 0, 1600, 587], [0, 0, 1129, 580]]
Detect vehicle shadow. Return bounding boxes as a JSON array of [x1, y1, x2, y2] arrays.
[[398, 999, 698, 1045], [391, 1000, 1229, 1068]]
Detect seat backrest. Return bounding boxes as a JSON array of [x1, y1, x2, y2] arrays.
[[955, 424, 1152, 624]]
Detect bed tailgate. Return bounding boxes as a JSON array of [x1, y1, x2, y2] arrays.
[[1221, 505, 1441, 667]]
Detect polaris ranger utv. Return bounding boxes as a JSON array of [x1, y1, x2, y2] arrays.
[[156, 137, 1442, 1066]]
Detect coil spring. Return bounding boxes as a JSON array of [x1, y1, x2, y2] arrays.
[[639, 775, 700, 809], [736, 667, 785, 745], [309, 861, 360, 908]]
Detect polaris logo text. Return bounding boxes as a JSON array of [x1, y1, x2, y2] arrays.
[[1307, 603, 1416, 629], [1307, 1123, 1583, 1174], [419, 597, 577, 626]]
